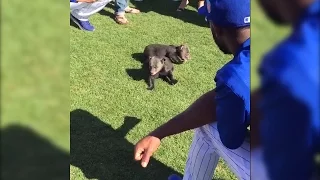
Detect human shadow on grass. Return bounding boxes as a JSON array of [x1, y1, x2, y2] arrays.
[[70, 109, 183, 180], [1, 125, 69, 180], [131, 0, 207, 28]]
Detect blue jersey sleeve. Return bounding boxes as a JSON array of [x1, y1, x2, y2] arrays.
[[215, 84, 248, 149], [260, 80, 314, 180]]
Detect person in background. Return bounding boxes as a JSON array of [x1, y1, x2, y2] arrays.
[[70, 0, 111, 31], [134, 0, 251, 179], [255, 0, 320, 179], [177, 0, 204, 11], [197, 0, 208, 22], [114, 0, 140, 24]]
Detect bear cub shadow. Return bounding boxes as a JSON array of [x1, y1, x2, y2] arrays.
[[126, 53, 148, 84]]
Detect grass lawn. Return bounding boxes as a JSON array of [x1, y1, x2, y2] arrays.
[[1, 0, 70, 179], [1, 0, 315, 179], [70, 0, 235, 179], [70, 0, 289, 179]]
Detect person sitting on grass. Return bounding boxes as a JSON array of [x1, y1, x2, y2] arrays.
[[70, 0, 111, 31], [134, 0, 251, 179]]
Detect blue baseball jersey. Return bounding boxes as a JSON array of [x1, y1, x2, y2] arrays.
[[214, 38, 250, 149], [259, 1, 320, 180]]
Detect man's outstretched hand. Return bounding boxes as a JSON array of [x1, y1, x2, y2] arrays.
[[133, 90, 216, 168], [134, 136, 161, 168]]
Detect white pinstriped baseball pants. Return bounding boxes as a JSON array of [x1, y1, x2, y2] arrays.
[[251, 147, 270, 180], [70, 0, 111, 21], [182, 122, 251, 180]]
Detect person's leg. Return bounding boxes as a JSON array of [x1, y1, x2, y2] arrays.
[[201, 123, 251, 179], [70, 2, 95, 31], [179, 123, 250, 180], [71, 0, 110, 21], [114, 0, 140, 24], [251, 147, 270, 180], [70, 0, 111, 31], [181, 128, 220, 180], [114, 0, 127, 16], [198, 0, 204, 9], [70, 2, 87, 13], [177, 0, 189, 11], [114, 0, 129, 24], [177, 0, 204, 11]]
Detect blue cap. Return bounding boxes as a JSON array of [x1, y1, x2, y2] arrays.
[[199, 0, 250, 28]]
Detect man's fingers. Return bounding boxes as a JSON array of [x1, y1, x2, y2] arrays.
[[141, 149, 153, 168], [134, 147, 143, 161], [134, 136, 160, 168]]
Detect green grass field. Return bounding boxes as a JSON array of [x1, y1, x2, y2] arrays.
[[1, 0, 70, 179], [70, 0, 235, 179], [69, 0, 289, 180], [1, 0, 290, 179]]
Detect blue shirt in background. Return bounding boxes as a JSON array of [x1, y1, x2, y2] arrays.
[[214, 38, 250, 149], [259, 1, 320, 179], [198, 0, 208, 17], [198, 0, 209, 22]]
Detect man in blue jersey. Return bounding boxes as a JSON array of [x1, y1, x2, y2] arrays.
[[255, 0, 320, 179], [134, 0, 251, 179]]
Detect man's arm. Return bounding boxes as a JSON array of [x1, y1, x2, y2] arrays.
[[215, 84, 249, 149], [150, 89, 216, 139], [260, 81, 314, 180], [134, 90, 216, 167]]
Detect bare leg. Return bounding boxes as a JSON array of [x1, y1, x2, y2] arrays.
[[198, 0, 204, 9], [177, 0, 189, 11]]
